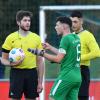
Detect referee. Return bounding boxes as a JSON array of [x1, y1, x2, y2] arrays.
[[70, 11, 100, 100], [1, 10, 44, 100]]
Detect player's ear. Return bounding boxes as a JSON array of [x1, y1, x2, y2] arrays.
[[63, 24, 68, 30], [80, 18, 83, 25], [17, 21, 20, 26]]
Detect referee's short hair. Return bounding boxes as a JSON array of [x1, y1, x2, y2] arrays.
[[16, 10, 33, 22], [70, 10, 83, 18]]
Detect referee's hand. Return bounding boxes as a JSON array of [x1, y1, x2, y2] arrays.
[[10, 59, 24, 66], [37, 83, 43, 93]]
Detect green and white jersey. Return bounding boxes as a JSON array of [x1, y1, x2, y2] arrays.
[[50, 33, 81, 100], [59, 33, 81, 79]]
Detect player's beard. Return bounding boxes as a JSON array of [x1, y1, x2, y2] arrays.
[[20, 25, 30, 31]]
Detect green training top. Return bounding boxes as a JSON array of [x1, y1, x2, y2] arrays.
[[59, 33, 81, 78]]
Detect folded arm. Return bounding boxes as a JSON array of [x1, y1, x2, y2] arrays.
[[81, 36, 100, 61]]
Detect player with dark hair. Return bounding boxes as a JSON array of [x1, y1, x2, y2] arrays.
[[28, 16, 82, 100], [1, 10, 44, 100], [70, 10, 100, 100]]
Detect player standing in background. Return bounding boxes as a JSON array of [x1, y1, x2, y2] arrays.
[[1, 10, 44, 100], [28, 16, 82, 100], [70, 10, 100, 100]]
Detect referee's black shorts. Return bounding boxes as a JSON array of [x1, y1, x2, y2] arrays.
[[78, 65, 90, 97], [9, 68, 39, 99]]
